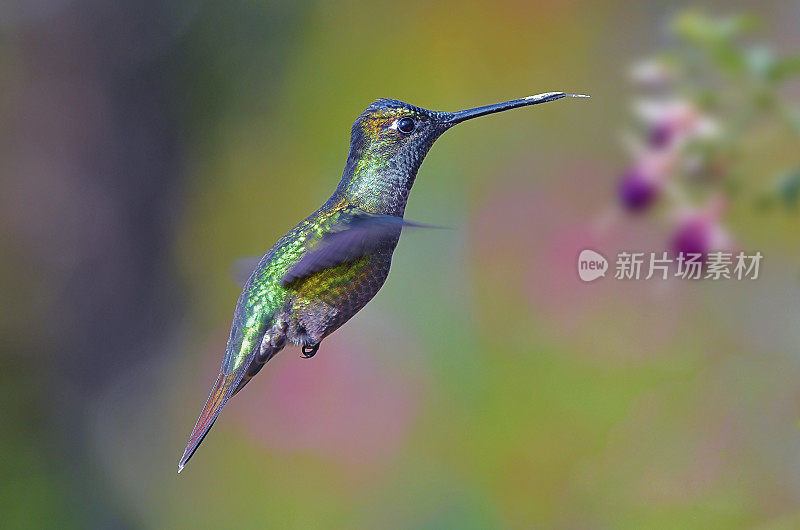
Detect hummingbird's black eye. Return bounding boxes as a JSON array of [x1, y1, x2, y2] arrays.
[[396, 117, 415, 134]]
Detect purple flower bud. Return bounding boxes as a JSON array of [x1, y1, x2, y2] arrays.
[[670, 216, 713, 258], [618, 167, 658, 212]]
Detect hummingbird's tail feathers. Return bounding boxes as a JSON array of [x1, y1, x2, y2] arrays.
[[178, 369, 241, 473], [178, 325, 286, 473]]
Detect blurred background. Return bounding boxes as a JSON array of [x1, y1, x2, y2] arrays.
[[2, 0, 799, 528]]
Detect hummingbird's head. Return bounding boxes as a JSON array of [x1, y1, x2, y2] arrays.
[[339, 92, 589, 214], [348, 100, 449, 174]]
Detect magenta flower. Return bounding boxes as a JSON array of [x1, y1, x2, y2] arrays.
[[670, 205, 730, 259], [671, 216, 713, 256], [634, 99, 719, 149], [618, 167, 660, 212]]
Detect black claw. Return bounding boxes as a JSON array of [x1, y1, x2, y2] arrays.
[[301, 343, 320, 359]]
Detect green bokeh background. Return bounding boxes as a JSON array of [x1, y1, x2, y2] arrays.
[[2, 0, 799, 528]]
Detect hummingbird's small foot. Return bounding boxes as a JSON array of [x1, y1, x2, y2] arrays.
[[301, 343, 320, 359]]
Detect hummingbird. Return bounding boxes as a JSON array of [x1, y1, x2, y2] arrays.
[[178, 91, 588, 472]]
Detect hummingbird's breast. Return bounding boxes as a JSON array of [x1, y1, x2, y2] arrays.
[[240, 195, 400, 349], [286, 238, 396, 344]]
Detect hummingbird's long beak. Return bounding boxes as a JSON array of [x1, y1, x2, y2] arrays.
[[444, 92, 589, 125]]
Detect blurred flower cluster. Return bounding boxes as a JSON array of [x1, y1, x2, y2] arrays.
[[617, 11, 800, 258]]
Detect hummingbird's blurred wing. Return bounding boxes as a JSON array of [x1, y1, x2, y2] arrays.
[[281, 211, 441, 285]]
